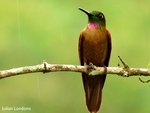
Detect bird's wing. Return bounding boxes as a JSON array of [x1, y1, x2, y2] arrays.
[[78, 32, 84, 65], [104, 30, 112, 66]]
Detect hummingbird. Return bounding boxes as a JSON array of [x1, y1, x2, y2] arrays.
[[78, 8, 112, 113]]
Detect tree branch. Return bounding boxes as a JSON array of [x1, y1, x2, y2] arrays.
[[0, 62, 150, 80]]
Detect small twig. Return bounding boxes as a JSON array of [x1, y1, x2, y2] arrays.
[[118, 56, 129, 68], [139, 77, 150, 83], [118, 56, 130, 77], [43, 61, 48, 73]]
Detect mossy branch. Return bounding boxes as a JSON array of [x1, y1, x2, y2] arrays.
[[0, 62, 150, 80]]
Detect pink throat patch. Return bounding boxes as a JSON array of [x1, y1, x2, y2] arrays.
[[88, 22, 99, 29]]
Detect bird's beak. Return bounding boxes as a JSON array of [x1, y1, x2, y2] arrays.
[[79, 8, 91, 16]]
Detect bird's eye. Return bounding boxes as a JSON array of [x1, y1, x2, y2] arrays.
[[98, 14, 103, 19]]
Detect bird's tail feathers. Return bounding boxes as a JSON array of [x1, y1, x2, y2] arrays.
[[82, 73, 106, 113]]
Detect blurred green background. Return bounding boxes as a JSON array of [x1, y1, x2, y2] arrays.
[[0, 0, 150, 113]]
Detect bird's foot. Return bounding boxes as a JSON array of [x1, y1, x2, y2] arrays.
[[89, 62, 95, 69], [84, 62, 95, 69], [84, 62, 96, 75], [84, 62, 87, 66]]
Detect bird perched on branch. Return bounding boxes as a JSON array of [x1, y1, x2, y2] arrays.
[[78, 8, 112, 113]]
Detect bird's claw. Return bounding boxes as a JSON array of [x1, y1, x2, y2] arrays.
[[84, 62, 87, 66], [84, 62, 96, 75], [89, 62, 95, 69], [84, 62, 95, 69]]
